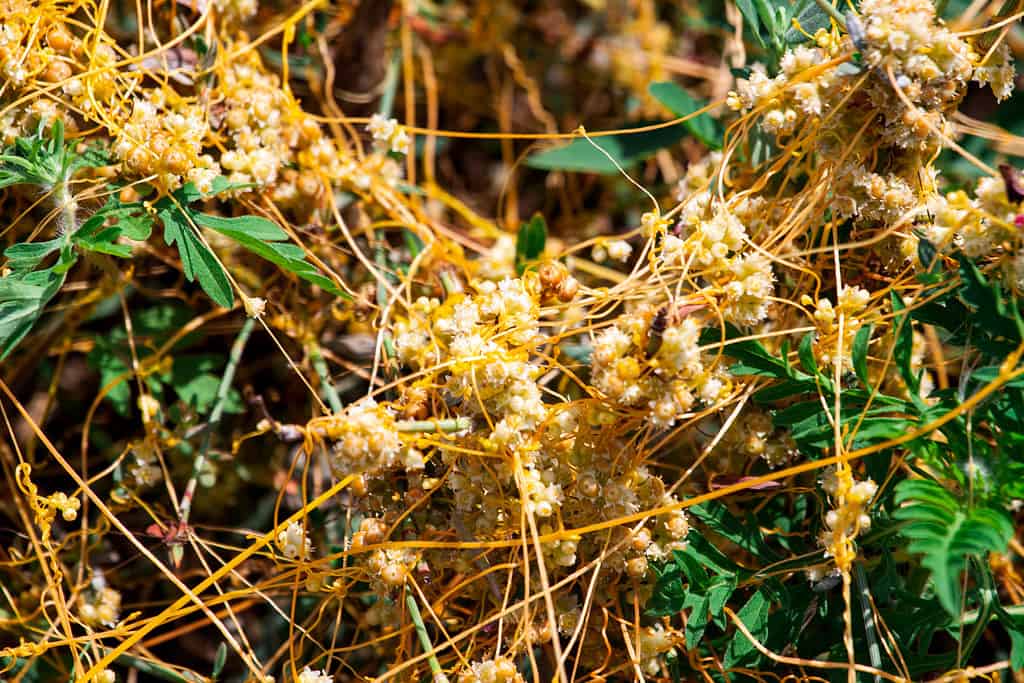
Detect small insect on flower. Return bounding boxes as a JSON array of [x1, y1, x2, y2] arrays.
[[645, 301, 705, 358], [845, 11, 866, 51]]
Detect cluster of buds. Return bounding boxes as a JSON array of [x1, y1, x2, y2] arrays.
[[536, 260, 580, 303], [455, 656, 523, 683], [77, 575, 121, 628]]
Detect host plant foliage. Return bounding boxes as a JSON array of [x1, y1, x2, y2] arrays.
[[1, 0, 1024, 681]]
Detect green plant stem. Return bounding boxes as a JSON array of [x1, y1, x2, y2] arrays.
[[307, 340, 343, 413], [114, 653, 199, 683], [374, 233, 398, 362], [395, 417, 472, 433], [813, 0, 847, 25], [405, 592, 443, 677], [178, 317, 256, 528]]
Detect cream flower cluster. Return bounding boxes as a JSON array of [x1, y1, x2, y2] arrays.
[[638, 625, 681, 676], [809, 285, 871, 370], [455, 656, 523, 683], [367, 114, 411, 155], [958, 176, 1019, 258], [820, 468, 878, 568], [705, 409, 797, 471], [297, 667, 333, 683], [365, 548, 419, 589], [218, 52, 335, 204], [0, 15, 97, 144], [317, 398, 416, 477], [398, 277, 544, 450], [674, 152, 722, 203], [215, 0, 258, 23], [591, 239, 632, 263], [113, 91, 220, 193], [475, 233, 518, 281], [832, 163, 918, 226], [556, 437, 692, 573], [728, 0, 1013, 153], [591, 303, 732, 429], [901, 173, 1021, 276], [659, 200, 775, 327], [128, 440, 162, 489]]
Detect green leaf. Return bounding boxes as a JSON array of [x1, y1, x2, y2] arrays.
[[891, 290, 922, 397], [211, 643, 227, 679], [156, 200, 234, 309], [724, 589, 770, 668], [852, 324, 873, 388], [688, 574, 737, 645], [87, 336, 132, 416], [736, 0, 767, 47], [0, 266, 69, 359], [689, 501, 778, 561], [74, 195, 154, 256], [893, 479, 1013, 616], [4, 239, 63, 272], [785, 0, 835, 44], [1010, 627, 1024, 671], [164, 354, 244, 414], [194, 212, 288, 241], [648, 82, 722, 150], [797, 331, 818, 376], [194, 213, 344, 296], [525, 123, 687, 174], [515, 214, 547, 275]]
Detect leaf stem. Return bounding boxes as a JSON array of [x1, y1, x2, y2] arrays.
[[813, 0, 846, 26], [179, 317, 256, 530], [307, 340, 343, 413], [405, 592, 443, 677]]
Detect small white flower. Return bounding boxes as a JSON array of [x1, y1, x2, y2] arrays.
[[607, 240, 632, 262], [277, 520, 312, 561], [298, 667, 333, 683], [367, 113, 397, 142]]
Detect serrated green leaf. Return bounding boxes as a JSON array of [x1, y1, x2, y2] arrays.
[[4, 239, 62, 271], [156, 201, 234, 308], [648, 82, 722, 150], [194, 213, 344, 296], [0, 266, 69, 359]]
